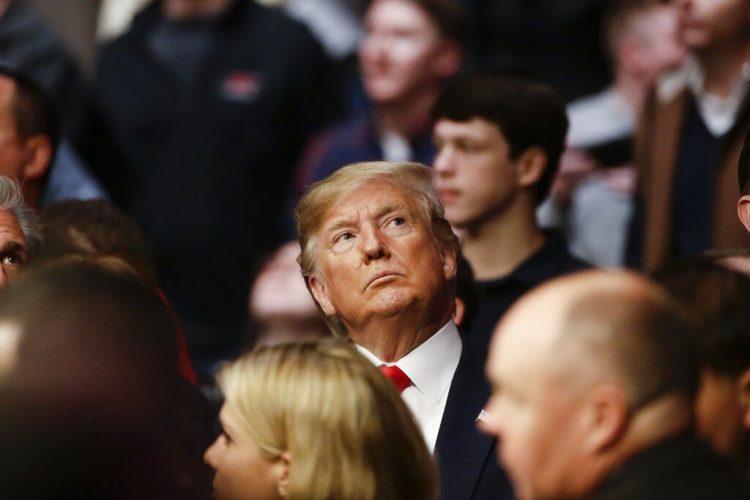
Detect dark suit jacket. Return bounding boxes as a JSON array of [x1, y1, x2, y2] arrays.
[[434, 338, 514, 500], [592, 434, 750, 500]]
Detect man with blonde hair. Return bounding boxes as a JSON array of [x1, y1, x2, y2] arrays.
[[296, 160, 512, 500], [481, 270, 750, 498]]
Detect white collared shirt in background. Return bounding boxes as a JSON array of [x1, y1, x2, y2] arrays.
[[357, 320, 462, 452]]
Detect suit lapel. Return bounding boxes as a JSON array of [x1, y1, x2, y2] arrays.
[[434, 339, 495, 500]]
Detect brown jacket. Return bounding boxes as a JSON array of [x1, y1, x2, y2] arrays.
[[635, 86, 750, 270]]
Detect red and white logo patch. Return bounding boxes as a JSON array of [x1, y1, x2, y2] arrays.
[[220, 71, 262, 102]]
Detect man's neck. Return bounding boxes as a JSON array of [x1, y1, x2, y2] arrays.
[[347, 305, 452, 362], [373, 86, 440, 139], [461, 199, 545, 281], [696, 39, 750, 98], [569, 396, 694, 497]]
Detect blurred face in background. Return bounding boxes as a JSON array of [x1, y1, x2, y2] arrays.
[[674, 0, 750, 51], [0, 77, 29, 181], [359, 0, 458, 106], [250, 242, 318, 321], [635, 5, 686, 81]]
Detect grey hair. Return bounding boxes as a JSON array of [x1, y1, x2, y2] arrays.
[[0, 176, 42, 255]]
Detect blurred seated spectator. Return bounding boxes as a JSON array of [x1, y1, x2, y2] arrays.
[[0, 64, 107, 208], [631, 0, 750, 270], [36, 199, 196, 383], [432, 72, 589, 347], [78, 0, 341, 373], [0, 263, 202, 499], [0, 0, 84, 131], [204, 338, 438, 500], [653, 256, 750, 475], [538, 0, 685, 267], [292, 0, 465, 199], [248, 241, 328, 348]]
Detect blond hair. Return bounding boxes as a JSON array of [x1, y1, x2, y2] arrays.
[[217, 338, 438, 500], [295, 161, 459, 337]]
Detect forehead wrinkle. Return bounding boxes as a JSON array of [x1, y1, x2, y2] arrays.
[[321, 199, 412, 234]]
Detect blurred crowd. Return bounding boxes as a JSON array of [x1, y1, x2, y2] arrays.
[[1, 0, 750, 498]]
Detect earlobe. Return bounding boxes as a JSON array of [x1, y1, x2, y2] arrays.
[[309, 274, 337, 316], [516, 147, 547, 190], [737, 195, 750, 233]]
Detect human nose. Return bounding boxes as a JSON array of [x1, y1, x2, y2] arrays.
[[359, 224, 390, 262], [433, 146, 455, 177], [203, 437, 220, 468]]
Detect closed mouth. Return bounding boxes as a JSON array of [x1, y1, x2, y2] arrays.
[[366, 271, 399, 288]]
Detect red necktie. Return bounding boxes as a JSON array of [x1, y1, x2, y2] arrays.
[[379, 364, 413, 393]]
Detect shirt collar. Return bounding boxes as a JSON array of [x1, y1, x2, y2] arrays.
[[356, 320, 462, 404], [481, 233, 570, 290], [658, 56, 750, 136]]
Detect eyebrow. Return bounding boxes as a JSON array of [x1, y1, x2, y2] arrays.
[[322, 202, 411, 236], [0, 241, 28, 256]]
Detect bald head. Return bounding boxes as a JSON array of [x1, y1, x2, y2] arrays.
[[502, 271, 697, 404], [481, 271, 698, 499]]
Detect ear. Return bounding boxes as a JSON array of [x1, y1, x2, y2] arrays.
[[431, 41, 462, 79], [618, 35, 647, 77], [737, 368, 750, 429], [580, 384, 629, 453], [20, 135, 52, 181], [308, 273, 337, 316], [441, 246, 457, 282], [515, 146, 547, 190], [274, 451, 292, 498], [737, 195, 750, 233]]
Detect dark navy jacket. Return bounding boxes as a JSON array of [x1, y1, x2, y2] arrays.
[[435, 337, 514, 500]]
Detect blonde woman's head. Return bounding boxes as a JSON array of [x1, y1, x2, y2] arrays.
[[204, 338, 437, 500]]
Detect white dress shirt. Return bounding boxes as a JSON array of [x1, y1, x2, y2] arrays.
[[658, 57, 750, 137], [356, 320, 462, 452]]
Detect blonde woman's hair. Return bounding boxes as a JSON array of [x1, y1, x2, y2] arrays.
[[295, 161, 459, 337], [217, 338, 438, 500]]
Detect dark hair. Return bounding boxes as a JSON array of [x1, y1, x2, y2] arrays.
[[0, 64, 60, 158], [432, 71, 568, 204], [0, 263, 183, 498], [653, 256, 750, 378], [739, 128, 750, 195], [404, 0, 467, 44], [37, 200, 157, 286]]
